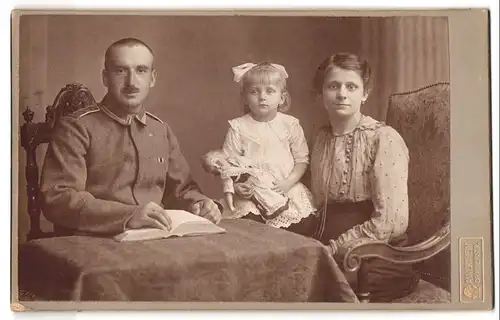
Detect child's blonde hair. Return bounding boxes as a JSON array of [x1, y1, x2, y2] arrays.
[[239, 62, 292, 114]]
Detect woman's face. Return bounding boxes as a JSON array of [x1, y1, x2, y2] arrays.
[[321, 66, 368, 119]]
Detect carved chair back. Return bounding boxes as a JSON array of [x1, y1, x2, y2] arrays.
[[21, 83, 97, 241], [385, 82, 451, 289]]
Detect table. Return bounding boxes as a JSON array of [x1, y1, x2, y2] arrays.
[[18, 219, 358, 302]]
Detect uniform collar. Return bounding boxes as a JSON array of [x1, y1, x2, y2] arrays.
[[99, 95, 147, 126]]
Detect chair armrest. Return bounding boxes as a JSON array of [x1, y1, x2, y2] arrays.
[[342, 223, 451, 272]]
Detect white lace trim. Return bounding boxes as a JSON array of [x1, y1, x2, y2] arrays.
[[231, 182, 317, 228]]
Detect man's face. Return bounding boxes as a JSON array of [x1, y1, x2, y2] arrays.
[[102, 44, 156, 115]]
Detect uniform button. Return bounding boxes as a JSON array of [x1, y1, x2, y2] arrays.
[[340, 191, 345, 195], [343, 169, 348, 174], [346, 158, 350, 163], [342, 179, 347, 184]]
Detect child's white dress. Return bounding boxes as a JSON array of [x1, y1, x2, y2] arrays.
[[222, 112, 316, 229]]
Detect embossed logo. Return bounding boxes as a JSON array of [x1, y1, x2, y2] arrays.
[[460, 237, 484, 302], [10, 303, 26, 312]]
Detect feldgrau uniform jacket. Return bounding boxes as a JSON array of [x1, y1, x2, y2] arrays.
[[40, 98, 211, 235]]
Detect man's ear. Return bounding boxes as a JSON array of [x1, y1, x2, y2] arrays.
[[102, 69, 109, 88], [150, 69, 157, 88]]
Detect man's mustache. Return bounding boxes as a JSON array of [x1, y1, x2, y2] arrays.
[[122, 87, 140, 93]]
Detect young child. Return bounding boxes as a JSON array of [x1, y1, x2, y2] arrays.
[[202, 149, 290, 220], [216, 61, 317, 237]]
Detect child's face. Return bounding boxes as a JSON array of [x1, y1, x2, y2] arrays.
[[243, 82, 285, 121]]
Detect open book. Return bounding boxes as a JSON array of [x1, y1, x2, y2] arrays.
[[113, 209, 227, 242]]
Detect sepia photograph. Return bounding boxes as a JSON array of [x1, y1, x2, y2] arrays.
[[9, 8, 493, 311]]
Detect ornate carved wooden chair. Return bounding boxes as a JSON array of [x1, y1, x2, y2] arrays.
[[20, 83, 97, 241], [19, 83, 97, 301], [343, 82, 451, 303]]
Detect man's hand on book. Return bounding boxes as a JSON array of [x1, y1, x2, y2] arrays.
[[126, 202, 172, 231], [190, 199, 222, 224]]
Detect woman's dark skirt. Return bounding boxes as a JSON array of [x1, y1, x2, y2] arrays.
[[316, 200, 420, 302]]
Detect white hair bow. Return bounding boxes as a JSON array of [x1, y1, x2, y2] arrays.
[[231, 62, 289, 83]]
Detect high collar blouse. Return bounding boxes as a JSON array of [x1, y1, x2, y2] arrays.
[[310, 115, 410, 245]]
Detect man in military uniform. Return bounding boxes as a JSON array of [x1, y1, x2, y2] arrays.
[[40, 37, 222, 235]]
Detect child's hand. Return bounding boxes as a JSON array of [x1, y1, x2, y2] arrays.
[[272, 179, 294, 194]]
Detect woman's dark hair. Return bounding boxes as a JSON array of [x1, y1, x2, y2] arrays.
[[313, 53, 373, 95]]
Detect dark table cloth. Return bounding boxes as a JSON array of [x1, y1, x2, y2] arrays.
[[18, 219, 357, 302]]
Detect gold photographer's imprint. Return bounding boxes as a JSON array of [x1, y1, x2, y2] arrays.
[[459, 238, 484, 302]]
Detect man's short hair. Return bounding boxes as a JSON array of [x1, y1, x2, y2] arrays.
[[104, 37, 155, 70]]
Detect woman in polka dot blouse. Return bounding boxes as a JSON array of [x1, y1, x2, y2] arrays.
[[309, 52, 420, 302]]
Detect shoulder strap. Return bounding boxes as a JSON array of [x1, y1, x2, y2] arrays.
[[68, 104, 101, 119], [145, 111, 164, 123]]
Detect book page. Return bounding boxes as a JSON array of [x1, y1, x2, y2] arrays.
[[113, 210, 225, 242], [163, 209, 212, 231], [113, 227, 169, 242], [163, 210, 226, 237]]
